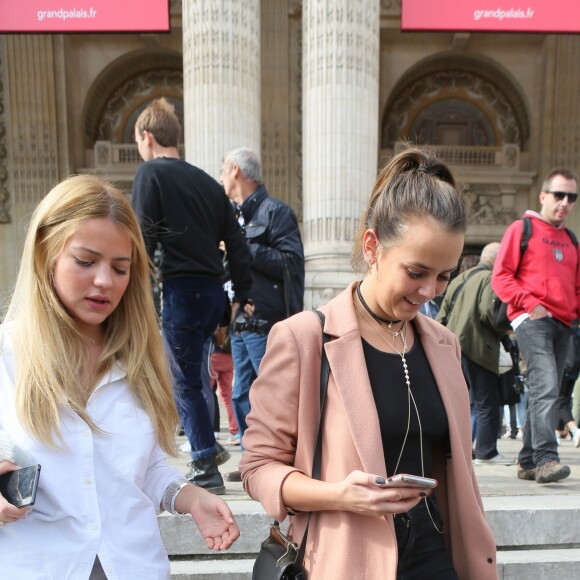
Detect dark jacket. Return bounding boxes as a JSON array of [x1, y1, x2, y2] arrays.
[[239, 185, 304, 332], [131, 157, 252, 302], [436, 263, 502, 374]]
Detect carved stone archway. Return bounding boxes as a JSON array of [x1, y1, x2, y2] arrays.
[[381, 52, 530, 150], [83, 49, 183, 149]]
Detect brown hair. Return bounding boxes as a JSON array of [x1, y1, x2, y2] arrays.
[[134, 97, 181, 148], [352, 146, 468, 273], [541, 167, 579, 192]]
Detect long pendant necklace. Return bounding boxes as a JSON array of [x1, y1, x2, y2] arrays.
[[354, 290, 443, 534]]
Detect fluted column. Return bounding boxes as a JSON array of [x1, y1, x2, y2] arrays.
[[182, 0, 261, 178], [542, 36, 580, 173], [0, 35, 61, 298], [302, 0, 380, 308]]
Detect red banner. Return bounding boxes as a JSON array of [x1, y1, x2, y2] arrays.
[[402, 0, 580, 33], [0, 0, 170, 33]]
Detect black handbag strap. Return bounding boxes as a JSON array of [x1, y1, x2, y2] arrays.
[[292, 309, 330, 569]]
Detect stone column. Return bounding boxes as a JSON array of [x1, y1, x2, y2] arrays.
[[182, 0, 261, 179], [0, 35, 62, 298], [302, 0, 380, 308], [541, 36, 580, 174]]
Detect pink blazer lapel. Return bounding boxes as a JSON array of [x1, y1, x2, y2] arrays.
[[322, 284, 387, 476]]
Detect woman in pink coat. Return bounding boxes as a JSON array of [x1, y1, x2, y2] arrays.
[[240, 147, 498, 579]]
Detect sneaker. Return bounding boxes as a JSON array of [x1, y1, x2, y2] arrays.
[[574, 429, 580, 449], [226, 433, 241, 446], [516, 463, 537, 481], [179, 441, 192, 453], [501, 430, 513, 439], [224, 470, 242, 482], [473, 453, 514, 465], [516, 429, 524, 440], [535, 460, 571, 484]]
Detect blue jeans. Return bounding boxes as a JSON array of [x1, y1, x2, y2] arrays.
[[230, 330, 268, 443], [461, 354, 501, 460], [516, 317, 571, 467], [163, 278, 225, 461]]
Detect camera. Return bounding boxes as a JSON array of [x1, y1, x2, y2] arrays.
[[231, 310, 268, 335]]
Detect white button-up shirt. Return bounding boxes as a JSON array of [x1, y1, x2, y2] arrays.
[[0, 329, 183, 579]]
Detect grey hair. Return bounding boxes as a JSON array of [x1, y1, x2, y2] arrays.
[[224, 147, 263, 185]]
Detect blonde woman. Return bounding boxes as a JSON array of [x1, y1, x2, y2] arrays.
[[0, 175, 239, 579]]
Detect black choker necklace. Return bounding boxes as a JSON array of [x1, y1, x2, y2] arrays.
[[356, 282, 401, 327]]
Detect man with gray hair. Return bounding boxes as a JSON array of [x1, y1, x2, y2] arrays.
[[220, 148, 305, 481], [437, 242, 510, 465]]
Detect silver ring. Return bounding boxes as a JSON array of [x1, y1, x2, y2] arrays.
[[0, 520, 6, 528]]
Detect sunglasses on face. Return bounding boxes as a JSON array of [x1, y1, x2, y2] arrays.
[[546, 191, 578, 203]]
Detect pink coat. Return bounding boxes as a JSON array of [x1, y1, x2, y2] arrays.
[[241, 282, 498, 580]]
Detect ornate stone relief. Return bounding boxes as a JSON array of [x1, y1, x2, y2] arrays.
[[0, 37, 8, 224], [186, 1, 260, 84], [304, 2, 379, 86], [290, 4, 303, 219], [380, 0, 401, 15], [0, 38, 9, 224], [97, 69, 183, 143], [382, 70, 521, 148], [84, 51, 182, 146], [463, 185, 519, 226]]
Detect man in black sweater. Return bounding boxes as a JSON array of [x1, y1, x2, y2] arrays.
[[132, 98, 252, 494]]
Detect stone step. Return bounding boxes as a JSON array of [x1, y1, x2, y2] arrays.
[[159, 495, 580, 556], [484, 495, 580, 548], [168, 549, 580, 580], [161, 495, 580, 579], [159, 501, 272, 556], [170, 559, 253, 580], [496, 548, 580, 579]]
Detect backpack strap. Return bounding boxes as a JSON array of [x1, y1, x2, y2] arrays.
[[520, 216, 532, 258]]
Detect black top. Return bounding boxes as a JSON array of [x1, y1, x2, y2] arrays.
[[131, 157, 252, 301], [362, 332, 449, 477]]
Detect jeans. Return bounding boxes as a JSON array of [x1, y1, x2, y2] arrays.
[[163, 278, 225, 461], [394, 497, 457, 580], [516, 317, 571, 467], [461, 354, 501, 460], [230, 330, 268, 443]]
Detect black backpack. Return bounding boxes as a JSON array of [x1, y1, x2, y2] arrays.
[[492, 217, 579, 332]]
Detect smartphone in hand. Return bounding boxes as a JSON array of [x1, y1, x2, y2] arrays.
[[382, 474, 437, 489], [0, 464, 41, 507]]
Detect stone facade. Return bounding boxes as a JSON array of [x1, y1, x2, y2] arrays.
[[1, 1, 579, 304]]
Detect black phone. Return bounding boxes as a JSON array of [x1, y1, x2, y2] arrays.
[[382, 473, 437, 489], [0, 464, 41, 507]]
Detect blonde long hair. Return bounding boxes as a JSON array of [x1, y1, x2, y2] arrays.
[[2, 175, 178, 454]]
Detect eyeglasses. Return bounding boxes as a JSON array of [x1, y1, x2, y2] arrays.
[[546, 191, 578, 203]]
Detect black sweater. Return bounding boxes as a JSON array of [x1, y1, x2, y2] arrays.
[[131, 157, 252, 301]]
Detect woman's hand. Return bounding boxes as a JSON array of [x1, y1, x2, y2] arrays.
[[335, 470, 428, 518], [174, 485, 240, 551], [0, 461, 30, 527]]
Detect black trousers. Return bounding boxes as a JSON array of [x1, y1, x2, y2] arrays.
[[394, 497, 458, 580]]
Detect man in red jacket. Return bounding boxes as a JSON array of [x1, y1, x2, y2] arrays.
[[492, 167, 580, 483]]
